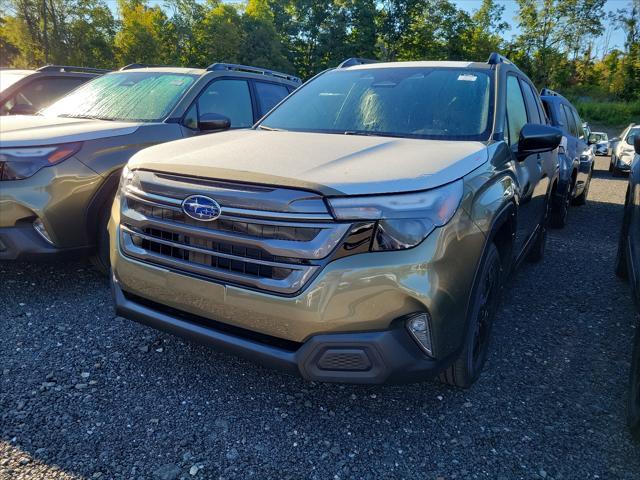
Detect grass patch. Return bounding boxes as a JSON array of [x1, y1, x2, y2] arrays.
[[575, 100, 640, 128]]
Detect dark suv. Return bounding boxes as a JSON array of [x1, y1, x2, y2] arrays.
[[540, 89, 594, 228], [0, 65, 108, 115], [110, 53, 561, 387]]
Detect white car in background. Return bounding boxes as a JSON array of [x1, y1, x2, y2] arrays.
[[611, 124, 639, 176], [588, 131, 610, 156]]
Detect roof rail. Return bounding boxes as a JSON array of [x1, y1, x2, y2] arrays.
[[206, 63, 301, 83], [540, 88, 561, 97], [338, 58, 380, 68], [119, 63, 171, 71], [487, 52, 513, 66], [36, 65, 109, 74]]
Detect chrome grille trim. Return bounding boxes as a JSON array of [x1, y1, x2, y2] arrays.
[[119, 174, 350, 295], [120, 232, 319, 294], [125, 187, 335, 222]]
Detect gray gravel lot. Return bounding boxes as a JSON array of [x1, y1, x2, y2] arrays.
[[1, 156, 639, 480]]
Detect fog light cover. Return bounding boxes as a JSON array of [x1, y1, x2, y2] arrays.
[[33, 218, 54, 245], [406, 313, 433, 356]]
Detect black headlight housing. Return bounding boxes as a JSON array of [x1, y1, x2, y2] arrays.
[[0, 142, 82, 180]]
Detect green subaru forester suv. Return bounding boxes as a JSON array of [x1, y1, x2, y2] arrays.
[[110, 54, 561, 387]]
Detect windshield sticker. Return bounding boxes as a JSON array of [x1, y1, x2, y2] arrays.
[[457, 74, 477, 82]]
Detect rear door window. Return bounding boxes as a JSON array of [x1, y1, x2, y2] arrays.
[[254, 82, 290, 117], [197, 79, 253, 128]]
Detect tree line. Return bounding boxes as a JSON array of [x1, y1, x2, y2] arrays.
[[0, 0, 638, 103]]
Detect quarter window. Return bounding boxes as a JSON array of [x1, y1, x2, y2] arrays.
[[197, 79, 253, 128], [506, 75, 528, 146]]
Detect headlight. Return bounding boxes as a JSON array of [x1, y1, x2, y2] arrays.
[[328, 180, 463, 251], [0, 142, 82, 180], [619, 153, 633, 165]]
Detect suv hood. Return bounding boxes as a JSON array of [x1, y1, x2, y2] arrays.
[[128, 130, 487, 196], [0, 115, 143, 147]]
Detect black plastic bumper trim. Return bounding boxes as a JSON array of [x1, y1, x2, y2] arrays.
[[112, 277, 446, 384]]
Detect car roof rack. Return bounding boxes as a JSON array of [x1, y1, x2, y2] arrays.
[[119, 63, 174, 71], [206, 63, 301, 83], [337, 58, 380, 68], [36, 65, 109, 74], [540, 88, 561, 97], [486, 52, 514, 66]]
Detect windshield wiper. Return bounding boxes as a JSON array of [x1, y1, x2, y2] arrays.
[[343, 130, 407, 139], [257, 125, 287, 132], [58, 114, 113, 121]]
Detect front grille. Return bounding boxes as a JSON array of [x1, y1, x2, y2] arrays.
[[119, 171, 351, 295]]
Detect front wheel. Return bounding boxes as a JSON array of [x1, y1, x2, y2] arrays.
[[572, 169, 592, 206], [439, 243, 502, 388], [89, 207, 111, 276]]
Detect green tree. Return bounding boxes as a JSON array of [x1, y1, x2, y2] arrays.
[[239, 0, 291, 70], [115, 0, 176, 66]]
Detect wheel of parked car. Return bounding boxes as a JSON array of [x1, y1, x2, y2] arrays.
[[89, 206, 111, 276], [572, 167, 592, 206], [550, 182, 572, 228], [616, 185, 631, 279], [439, 243, 503, 388], [628, 323, 640, 441]]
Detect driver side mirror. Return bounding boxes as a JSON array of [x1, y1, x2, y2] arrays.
[[9, 104, 37, 116], [198, 113, 231, 132], [517, 123, 562, 160], [634, 134, 640, 155]]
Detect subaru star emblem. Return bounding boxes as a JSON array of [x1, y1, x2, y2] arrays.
[[182, 195, 222, 221]]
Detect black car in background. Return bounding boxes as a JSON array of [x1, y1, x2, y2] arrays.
[[0, 65, 108, 115], [540, 89, 594, 228], [616, 133, 640, 440]]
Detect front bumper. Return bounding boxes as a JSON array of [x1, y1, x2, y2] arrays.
[[112, 278, 451, 383], [110, 195, 486, 383], [0, 158, 103, 258], [0, 222, 91, 260]]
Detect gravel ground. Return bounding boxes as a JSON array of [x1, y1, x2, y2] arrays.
[[1, 156, 639, 480]]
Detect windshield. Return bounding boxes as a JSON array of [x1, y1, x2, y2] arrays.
[[259, 67, 493, 140], [0, 70, 33, 93], [41, 71, 197, 122]]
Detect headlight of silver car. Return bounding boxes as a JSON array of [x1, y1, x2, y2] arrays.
[[328, 180, 463, 251]]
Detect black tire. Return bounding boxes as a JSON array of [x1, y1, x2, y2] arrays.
[[89, 207, 111, 276], [628, 326, 640, 441], [572, 169, 592, 206], [616, 186, 631, 279], [550, 183, 571, 229], [527, 194, 550, 263], [439, 243, 502, 388]]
